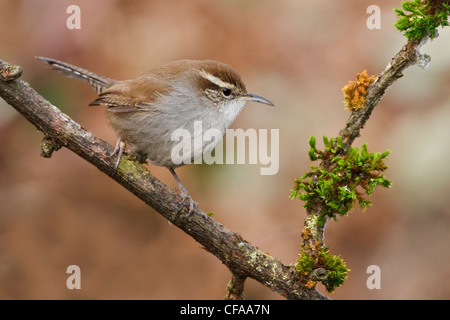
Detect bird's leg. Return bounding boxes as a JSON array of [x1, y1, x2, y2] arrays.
[[168, 167, 197, 214], [110, 138, 126, 170], [110, 143, 196, 213]]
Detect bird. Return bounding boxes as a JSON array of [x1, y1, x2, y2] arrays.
[[37, 57, 274, 212]]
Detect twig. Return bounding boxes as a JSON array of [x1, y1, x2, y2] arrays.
[[301, 38, 424, 278], [224, 273, 247, 300], [339, 38, 424, 152]]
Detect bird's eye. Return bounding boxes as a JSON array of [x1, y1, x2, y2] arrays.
[[222, 87, 232, 97]]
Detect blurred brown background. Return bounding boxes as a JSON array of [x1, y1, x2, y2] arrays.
[[1, 0, 450, 300]]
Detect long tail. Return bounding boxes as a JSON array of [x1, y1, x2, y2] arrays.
[[36, 56, 116, 93]]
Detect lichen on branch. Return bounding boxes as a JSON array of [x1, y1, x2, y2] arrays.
[[341, 70, 376, 111]]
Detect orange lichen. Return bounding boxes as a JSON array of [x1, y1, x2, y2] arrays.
[[301, 227, 312, 240], [341, 70, 376, 111], [305, 279, 317, 289]]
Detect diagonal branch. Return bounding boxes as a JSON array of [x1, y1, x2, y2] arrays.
[[0, 58, 329, 300]]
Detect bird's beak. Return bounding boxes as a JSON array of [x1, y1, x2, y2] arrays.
[[242, 93, 274, 106]]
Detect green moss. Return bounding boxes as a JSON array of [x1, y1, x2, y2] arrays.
[[295, 246, 349, 293], [316, 247, 349, 293], [394, 0, 450, 40], [290, 136, 391, 221], [296, 251, 315, 276]]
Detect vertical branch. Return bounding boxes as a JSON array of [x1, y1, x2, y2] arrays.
[[298, 37, 424, 291], [339, 39, 422, 152], [224, 273, 247, 300]]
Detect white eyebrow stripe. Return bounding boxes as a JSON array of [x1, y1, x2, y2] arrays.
[[199, 70, 234, 89]]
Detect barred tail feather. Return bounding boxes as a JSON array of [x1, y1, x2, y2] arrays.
[[36, 56, 116, 93]]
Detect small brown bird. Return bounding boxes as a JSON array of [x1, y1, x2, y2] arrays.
[[37, 57, 274, 210]]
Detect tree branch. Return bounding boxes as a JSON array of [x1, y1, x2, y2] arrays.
[[339, 38, 424, 151], [306, 0, 450, 283], [224, 272, 246, 300], [299, 37, 425, 287], [0, 58, 329, 300]]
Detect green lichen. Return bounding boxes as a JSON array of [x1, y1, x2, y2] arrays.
[[394, 0, 450, 40], [304, 215, 321, 239], [290, 136, 391, 222], [116, 155, 139, 176], [295, 246, 349, 293]]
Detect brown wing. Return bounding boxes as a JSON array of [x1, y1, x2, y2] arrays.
[[89, 75, 171, 112]]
